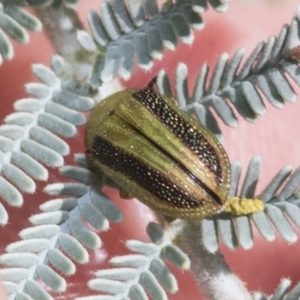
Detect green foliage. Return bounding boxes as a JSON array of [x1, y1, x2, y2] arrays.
[[1, 1, 300, 300]]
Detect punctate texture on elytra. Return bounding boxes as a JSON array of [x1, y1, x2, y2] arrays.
[[85, 88, 231, 219]]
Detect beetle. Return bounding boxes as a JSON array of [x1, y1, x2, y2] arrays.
[[85, 82, 232, 220]]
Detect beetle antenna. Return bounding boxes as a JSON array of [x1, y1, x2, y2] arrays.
[[146, 76, 157, 89]]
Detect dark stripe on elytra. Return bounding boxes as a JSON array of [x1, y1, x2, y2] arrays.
[[92, 136, 210, 209], [135, 127, 223, 206], [133, 88, 223, 183]]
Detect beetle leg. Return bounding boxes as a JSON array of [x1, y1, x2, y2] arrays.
[[119, 188, 134, 200]]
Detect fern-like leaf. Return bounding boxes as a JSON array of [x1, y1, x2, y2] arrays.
[[0, 153, 123, 299], [17, 0, 79, 8], [253, 278, 300, 300], [201, 156, 300, 253], [82, 0, 230, 86], [0, 1, 42, 63], [157, 7, 300, 135], [76, 222, 190, 300], [0, 55, 96, 225]]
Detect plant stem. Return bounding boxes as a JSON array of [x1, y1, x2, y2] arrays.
[[34, 5, 83, 59], [34, 5, 96, 82], [175, 220, 252, 300]]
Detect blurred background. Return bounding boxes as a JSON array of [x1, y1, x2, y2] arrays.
[[0, 1, 300, 299]]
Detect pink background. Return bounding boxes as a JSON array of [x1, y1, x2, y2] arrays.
[[0, 1, 300, 299]]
